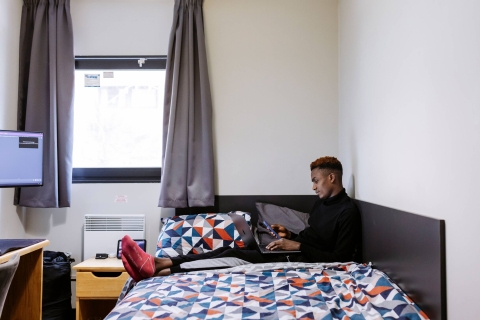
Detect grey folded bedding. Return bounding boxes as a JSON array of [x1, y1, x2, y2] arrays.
[[0, 239, 44, 256]]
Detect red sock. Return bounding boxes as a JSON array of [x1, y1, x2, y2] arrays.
[[121, 253, 143, 282], [122, 235, 155, 279]]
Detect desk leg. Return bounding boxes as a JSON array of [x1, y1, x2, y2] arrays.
[[1, 248, 43, 320], [76, 298, 80, 320]]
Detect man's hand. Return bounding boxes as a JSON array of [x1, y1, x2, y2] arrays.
[[265, 239, 301, 251], [270, 224, 292, 239]]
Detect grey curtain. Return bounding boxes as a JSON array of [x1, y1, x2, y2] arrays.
[[15, 0, 74, 208], [158, 0, 214, 208]]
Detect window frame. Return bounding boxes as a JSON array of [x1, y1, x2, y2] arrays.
[[72, 55, 167, 184]]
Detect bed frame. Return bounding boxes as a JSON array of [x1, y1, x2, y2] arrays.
[[177, 195, 446, 320]]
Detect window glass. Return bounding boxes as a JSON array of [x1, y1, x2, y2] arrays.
[[73, 70, 165, 167], [72, 56, 166, 183]]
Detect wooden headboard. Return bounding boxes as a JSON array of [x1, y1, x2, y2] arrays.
[[177, 195, 446, 320]]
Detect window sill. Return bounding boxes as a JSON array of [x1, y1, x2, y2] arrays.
[[72, 168, 161, 184]]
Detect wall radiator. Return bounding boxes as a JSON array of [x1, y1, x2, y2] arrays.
[[83, 214, 145, 260]]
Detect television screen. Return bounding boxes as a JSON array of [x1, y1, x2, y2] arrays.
[[0, 130, 44, 188]]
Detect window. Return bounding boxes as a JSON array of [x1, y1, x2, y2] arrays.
[[72, 56, 166, 183]]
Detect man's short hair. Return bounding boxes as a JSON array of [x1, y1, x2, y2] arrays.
[[310, 156, 343, 175]]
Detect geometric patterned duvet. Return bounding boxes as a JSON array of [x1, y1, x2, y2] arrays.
[[105, 262, 429, 320]]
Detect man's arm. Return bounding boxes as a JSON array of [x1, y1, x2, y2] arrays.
[[299, 208, 360, 262], [266, 224, 301, 251], [265, 238, 301, 251], [270, 224, 292, 239]]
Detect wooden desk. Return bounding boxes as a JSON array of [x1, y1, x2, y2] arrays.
[[73, 258, 128, 320], [0, 239, 49, 320]]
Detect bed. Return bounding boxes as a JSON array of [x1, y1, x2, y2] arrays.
[[105, 195, 446, 320]]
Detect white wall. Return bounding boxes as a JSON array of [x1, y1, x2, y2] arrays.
[[21, 0, 338, 265], [338, 0, 480, 317], [0, 0, 25, 238], [25, 184, 163, 258], [72, 0, 173, 56], [205, 0, 338, 195]]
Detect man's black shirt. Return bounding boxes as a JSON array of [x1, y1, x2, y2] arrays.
[[291, 188, 362, 263]]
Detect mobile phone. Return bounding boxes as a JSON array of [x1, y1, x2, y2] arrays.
[[262, 221, 281, 240]]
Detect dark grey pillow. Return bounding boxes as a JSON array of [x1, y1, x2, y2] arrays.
[[255, 202, 310, 245]]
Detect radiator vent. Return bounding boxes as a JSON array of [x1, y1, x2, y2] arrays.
[[85, 215, 145, 231], [83, 214, 146, 260]]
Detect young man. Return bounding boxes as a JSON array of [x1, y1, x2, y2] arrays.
[[121, 156, 361, 282]]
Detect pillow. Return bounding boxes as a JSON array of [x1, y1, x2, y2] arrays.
[[155, 212, 251, 258], [255, 202, 310, 245]]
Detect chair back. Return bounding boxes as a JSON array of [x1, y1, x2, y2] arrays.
[[0, 254, 20, 317]]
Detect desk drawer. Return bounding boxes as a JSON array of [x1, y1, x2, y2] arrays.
[[76, 271, 129, 298]]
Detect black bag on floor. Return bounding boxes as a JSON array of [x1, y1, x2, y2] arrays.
[[42, 251, 74, 320]]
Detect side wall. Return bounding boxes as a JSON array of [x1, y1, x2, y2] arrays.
[[338, 1, 480, 317], [0, 0, 25, 238]]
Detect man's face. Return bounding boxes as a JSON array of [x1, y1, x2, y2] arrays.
[[311, 168, 333, 199]]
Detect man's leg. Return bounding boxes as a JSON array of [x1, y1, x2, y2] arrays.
[[167, 246, 278, 275], [122, 235, 155, 279], [122, 236, 250, 279], [122, 236, 287, 280], [154, 246, 233, 276]]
